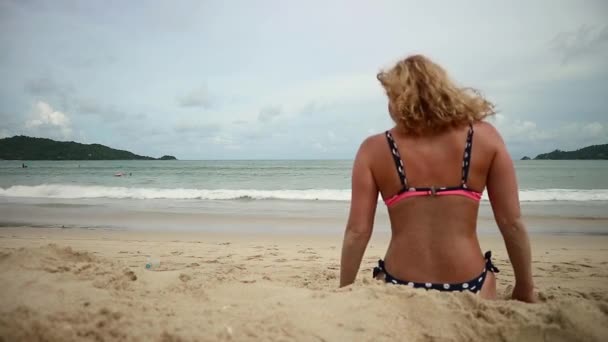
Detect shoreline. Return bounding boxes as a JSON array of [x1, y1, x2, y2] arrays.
[[2, 197, 607, 235]]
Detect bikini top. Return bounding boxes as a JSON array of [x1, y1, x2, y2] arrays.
[[384, 124, 483, 207]]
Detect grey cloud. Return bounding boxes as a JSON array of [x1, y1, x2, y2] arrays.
[[257, 105, 282, 123], [174, 121, 220, 135], [76, 98, 125, 120], [65, 54, 118, 69], [131, 113, 147, 120], [23, 76, 74, 110], [298, 101, 333, 117], [0, 112, 22, 137], [24, 76, 144, 123], [177, 87, 214, 108], [550, 24, 608, 63], [74, 98, 147, 123], [24, 76, 73, 96], [145, 127, 166, 136], [115, 124, 166, 139]]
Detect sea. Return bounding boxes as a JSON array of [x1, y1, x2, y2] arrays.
[[1, 160, 607, 234]]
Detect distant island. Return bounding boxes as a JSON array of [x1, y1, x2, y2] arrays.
[[0, 136, 177, 161], [532, 144, 607, 160]]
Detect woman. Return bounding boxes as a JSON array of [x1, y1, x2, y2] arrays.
[[339, 55, 535, 302]]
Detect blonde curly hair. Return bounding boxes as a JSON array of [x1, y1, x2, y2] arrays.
[[377, 54, 495, 135]]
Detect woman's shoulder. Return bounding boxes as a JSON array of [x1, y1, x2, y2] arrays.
[[470, 121, 508, 160], [473, 121, 504, 142], [359, 131, 389, 149], [354, 132, 389, 160]]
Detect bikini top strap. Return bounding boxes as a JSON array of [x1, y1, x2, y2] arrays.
[[385, 131, 407, 189], [461, 124, 474, 186]]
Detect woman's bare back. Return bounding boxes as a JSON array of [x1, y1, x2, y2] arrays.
[[363, 122, 497, 288]]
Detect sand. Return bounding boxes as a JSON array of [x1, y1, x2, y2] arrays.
[[1, 227, 607, 341]]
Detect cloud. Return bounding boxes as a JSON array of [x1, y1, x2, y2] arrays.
[[24, 75, 147, 126], [0, 111, 21, 135], [257, 105, 282, 123], [174, 121, 220, 135], [23, 76, 74, 109], [75, 98, 137, 122], [582, 122, 605, 137], [550, 24, 608, 63], [492, 114, 549, 142], [313, 142, 327, 152], [0, 128, 10, 138], [24, 101, 72, 139], [65, 55, 118, 69], [210, 133, 241, 150], [24, 77, 65, 96], [265, 72, 381, 114], [491, 114, 607, 157], [177, 86, 214, 108]]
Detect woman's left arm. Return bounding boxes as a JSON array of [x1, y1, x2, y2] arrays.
[[340, 139, 379, 287]]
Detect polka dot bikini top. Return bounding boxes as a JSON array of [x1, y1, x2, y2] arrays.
[[384, 124, 483, 207]]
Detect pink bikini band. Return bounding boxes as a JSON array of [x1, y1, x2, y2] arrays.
[[385, 189, 483, 207]]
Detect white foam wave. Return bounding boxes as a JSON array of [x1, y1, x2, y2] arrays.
[[0, 184, 351, 201], [517, 189, 608, 202], [1, 184, 607, 202]]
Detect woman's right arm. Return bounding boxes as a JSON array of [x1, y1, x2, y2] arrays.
[[486, 127, 536, 303]]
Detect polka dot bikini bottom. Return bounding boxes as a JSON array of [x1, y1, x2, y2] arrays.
[[372, 251, 500, 293]]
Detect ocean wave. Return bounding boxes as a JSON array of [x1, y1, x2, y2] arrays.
[[0, 184, 351, 201], [1, 184, 608, 202]]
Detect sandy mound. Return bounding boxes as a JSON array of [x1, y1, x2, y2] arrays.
[[0, 241, 607, 341]]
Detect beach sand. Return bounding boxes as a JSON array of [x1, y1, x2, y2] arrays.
[[1, 227, 607, 341]]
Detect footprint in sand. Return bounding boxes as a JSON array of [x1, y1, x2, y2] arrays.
[[297, 248, 316, 255], [123, 270, 137, 281], [564, 261, 592, 268]]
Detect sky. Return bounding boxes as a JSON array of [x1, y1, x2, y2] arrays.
[[0, 0, 607, 160]]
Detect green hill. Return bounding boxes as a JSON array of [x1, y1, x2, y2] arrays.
[[0, 136, 177, 161], [534, 144, 608, 160]]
